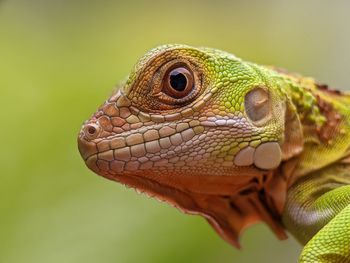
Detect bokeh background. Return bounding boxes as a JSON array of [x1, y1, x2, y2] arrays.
[[1, 1, 350, 262]]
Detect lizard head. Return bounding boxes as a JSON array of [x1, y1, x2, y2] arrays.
[[78, 44, 303, 247]]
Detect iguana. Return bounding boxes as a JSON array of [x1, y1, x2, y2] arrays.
[[77, 45, 350, 262]]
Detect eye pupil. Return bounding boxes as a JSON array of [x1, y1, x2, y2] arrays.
[[169, 71, 187, 91]]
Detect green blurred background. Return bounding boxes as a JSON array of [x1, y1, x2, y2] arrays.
[[1, 1, 349, 262]]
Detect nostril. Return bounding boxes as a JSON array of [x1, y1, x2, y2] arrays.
[[87, 126, 97, 135], [84, 123, 100, 139]]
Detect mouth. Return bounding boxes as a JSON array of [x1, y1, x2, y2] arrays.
[[78, 112, 283, 180], [78, 115, 251, 158], [77, 120, 206, 178]]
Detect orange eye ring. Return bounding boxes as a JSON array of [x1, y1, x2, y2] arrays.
[[144, 59, 202, 109], [162, 65, 194, 99]]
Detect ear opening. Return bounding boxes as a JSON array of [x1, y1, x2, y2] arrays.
[[281, 99, 304, 160]]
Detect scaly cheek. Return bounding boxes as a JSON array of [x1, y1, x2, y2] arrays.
[[79, 88, 283, 178], [82, 122, 204, 177]]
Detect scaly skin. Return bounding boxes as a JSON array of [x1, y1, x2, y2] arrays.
[[78, 44, 350, 262]]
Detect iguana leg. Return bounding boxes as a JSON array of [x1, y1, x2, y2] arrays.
[[282, 163, 350, 262], [299, 203, 350, 262]]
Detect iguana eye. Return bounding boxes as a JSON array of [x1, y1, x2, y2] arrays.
[[162, 65, 194, 99], [149, 60, 202, 108]]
